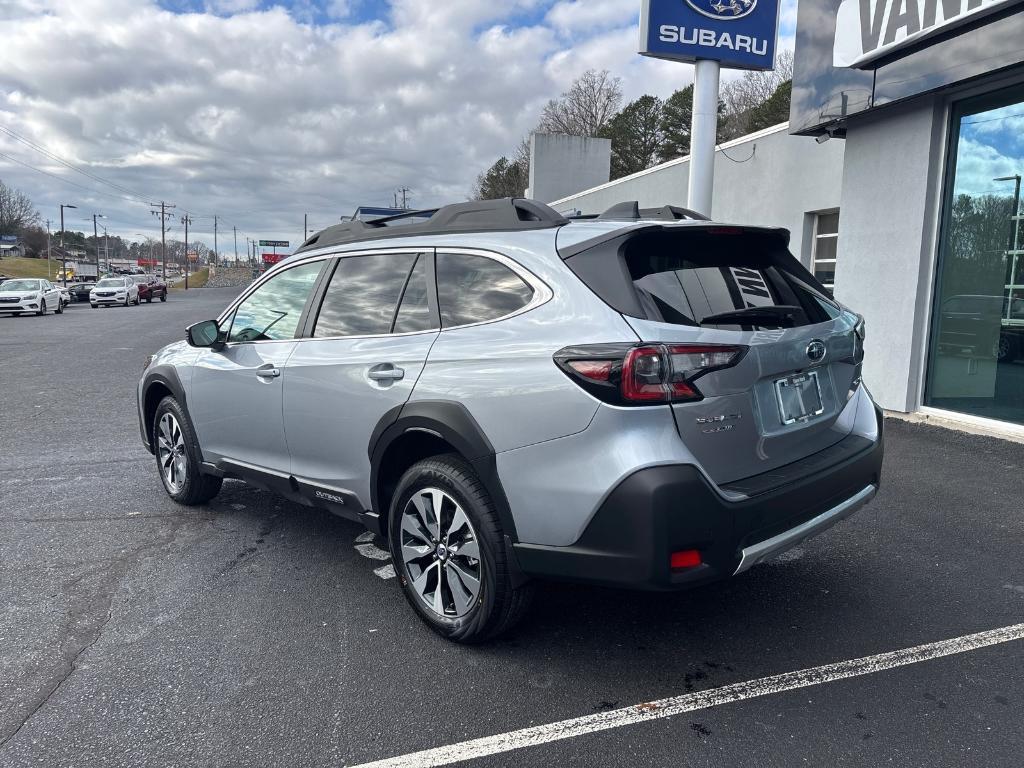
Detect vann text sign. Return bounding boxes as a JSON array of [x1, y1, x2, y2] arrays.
[[833, 0, 1018, 68], [640, 0, 781, 70]]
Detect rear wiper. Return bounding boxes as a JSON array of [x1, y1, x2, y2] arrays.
[[699, 305, 803, 328]]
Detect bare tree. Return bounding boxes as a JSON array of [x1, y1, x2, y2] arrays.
[[0, 178, 39, 237], [719, 50, 794, 140], [538, 69, 624, 137]]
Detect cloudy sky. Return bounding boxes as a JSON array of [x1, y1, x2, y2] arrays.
[[0, 0, 798, 254]]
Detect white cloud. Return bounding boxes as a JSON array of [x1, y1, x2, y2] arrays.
[[545, 0, 636, 34], [0, 0, 796, 249]]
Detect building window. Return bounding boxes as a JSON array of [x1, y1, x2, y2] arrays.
[[925, 83, 1024, 427], [811, 210, 839, 290]]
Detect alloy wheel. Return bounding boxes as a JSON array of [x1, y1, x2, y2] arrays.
[[157, 412, 187, 494], [399, 487, 482, 618]]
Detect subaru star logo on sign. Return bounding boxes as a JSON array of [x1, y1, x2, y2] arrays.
[[686, 0, 758, 20], [640, 0, 780, 70]]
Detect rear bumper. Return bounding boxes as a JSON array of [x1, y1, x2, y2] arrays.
[[513, 409, 884, 590]]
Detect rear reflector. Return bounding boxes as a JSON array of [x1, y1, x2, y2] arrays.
[[567, 360, 613, 382], [670, 549, 702, 569]]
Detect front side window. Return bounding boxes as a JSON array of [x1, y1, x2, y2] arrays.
[[313, 252, 425, 337], [436, 253, 534, 328], [227, 261, 323, 342]]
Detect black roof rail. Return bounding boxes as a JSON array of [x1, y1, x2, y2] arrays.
[[597, 201, 710, 222], [296, 198, 569, 253]]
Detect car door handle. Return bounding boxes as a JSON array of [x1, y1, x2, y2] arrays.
[[368, 364, 405, 382], [256, 365, 281, 379]]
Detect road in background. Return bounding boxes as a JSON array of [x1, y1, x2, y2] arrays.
[[1, 289, 1022, 766]]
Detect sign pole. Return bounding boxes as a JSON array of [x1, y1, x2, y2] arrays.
[[687, 58, 720, 218]]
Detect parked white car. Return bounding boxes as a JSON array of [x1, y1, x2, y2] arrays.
[[0, 278, 65, 316], [90, 276, 140, 308]]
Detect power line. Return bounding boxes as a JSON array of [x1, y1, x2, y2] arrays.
[[0, 124, 153, 204]]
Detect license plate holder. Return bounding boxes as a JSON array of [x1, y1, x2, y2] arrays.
[[775, 371, 824, 425]]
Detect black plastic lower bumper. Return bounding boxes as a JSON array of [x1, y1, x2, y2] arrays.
[[513, 413, 884, 590]]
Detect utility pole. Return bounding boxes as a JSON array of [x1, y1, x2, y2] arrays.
[[395, 187, 411, 210], [151, 202, 175, 281], [181, 214, 192, 290], [212, 215, 219, 267], [91, 213, 105, 276], [304, 213, 308, 241], [45, 219, 52, 279], [233, 226, 238, 266]]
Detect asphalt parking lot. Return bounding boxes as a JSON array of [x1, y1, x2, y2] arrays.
[[1, 287, 1022, 767]]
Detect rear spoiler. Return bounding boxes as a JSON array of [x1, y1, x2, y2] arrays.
[[557, 223, 791, 261]]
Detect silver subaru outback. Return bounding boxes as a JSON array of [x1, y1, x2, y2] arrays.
[[138, 198, 882, 643]]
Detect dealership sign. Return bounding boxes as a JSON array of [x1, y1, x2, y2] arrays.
[[262, 252, 286, 264], [640, 0, 781, 70], [259, 239, 289, 248], [833, 0, 1019, 68]]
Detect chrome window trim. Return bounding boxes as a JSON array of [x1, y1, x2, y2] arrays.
[[215, 245, 553, 345]]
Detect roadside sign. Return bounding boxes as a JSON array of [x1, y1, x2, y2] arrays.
[[262, 252, 286, 264], [0, 234, 17, 243], [639, 0, 780, 70], [259, 240, 289, 247]]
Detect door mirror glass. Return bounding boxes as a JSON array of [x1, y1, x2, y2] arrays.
[[187, 320, 223, 348]]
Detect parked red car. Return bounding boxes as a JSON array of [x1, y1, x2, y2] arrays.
[[131, 274, 168, 303]]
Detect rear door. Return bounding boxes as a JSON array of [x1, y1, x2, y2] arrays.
[[576, 226, 863, 485], [282, 250, 439, 501]]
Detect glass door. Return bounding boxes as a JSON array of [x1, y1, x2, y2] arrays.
[[925, 85, 1024, 426]]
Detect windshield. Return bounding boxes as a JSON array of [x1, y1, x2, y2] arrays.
[[96, 278, 123, 288], [132, 276, 149, 284], [1, 280, 40, 292]]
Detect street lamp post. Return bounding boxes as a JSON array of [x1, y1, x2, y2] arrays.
[[58, 203, 77, 286]]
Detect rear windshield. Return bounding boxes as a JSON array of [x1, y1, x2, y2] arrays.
[[565, 228, 840, 330]]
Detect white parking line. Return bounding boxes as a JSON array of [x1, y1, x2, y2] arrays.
[[348, 622, 1024, 768]]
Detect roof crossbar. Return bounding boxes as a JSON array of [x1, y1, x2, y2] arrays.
[[297, 198, 569, 253]]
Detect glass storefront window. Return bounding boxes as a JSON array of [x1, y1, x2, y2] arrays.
[[925, 85, 1024, 425]]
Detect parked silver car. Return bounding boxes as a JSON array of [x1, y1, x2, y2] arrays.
[[138, 199, 883, 642]]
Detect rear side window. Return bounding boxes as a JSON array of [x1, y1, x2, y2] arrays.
[[565, 229, 840, 330], [314, 252, 427, 337], [436, 253, 534, 328]]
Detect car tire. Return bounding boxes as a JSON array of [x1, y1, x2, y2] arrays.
[[37, 300, 46, 316], [160, 293, 167, 302], [134, 295, 141, 305], [152, 396, 223, 506], [388, 453, 533, 643], [146, 297, 152, 303], [55, 301, 63, 314]]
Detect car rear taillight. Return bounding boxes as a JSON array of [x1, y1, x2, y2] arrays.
[[555, 343, 745, 406]]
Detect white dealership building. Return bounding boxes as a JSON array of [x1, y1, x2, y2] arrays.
[[534, 0, 1024, 436]]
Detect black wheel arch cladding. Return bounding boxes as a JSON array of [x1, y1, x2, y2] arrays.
[[368, 400, 520, 543]]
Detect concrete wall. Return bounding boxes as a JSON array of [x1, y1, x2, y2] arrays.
[[527, 133, 611, 204], [550, 123, 846, 268], [834, 96, 947, 412]]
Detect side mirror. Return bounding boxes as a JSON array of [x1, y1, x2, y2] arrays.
[[186, 320, 226, 350]]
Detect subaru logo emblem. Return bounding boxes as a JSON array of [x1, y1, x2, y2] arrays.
[[806, 340, 827, 363], [686, 0, 757, 20]]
